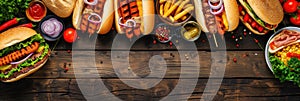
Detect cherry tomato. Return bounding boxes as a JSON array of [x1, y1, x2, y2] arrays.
[[238, 5, 243, 12], [63, 28, 77, 43], [251, 21, 257, 28], [257, 26, 264, 33], [290, 14, 300, 26], [283, 0, 298, 13], [243, 13, 250, 22], [269, 42, 276, 50]]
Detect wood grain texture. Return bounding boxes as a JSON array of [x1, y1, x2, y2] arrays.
[[23, 51, 272, 79], [0, 79, 299, 101]]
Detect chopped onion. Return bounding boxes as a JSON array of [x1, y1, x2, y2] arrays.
[[208, 0, 223, 10], [84, 0, 98, 5], [41, 18, 63, 38], [209, 5, 224, 15], [11, 53, 34, 65], [118, 17, 136, 28], [88, 13, 102, 24]]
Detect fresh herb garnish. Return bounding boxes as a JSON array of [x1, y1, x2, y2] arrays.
[[0, 0, 31, 23]]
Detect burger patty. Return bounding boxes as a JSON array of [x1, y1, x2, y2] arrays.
[[0, 42, 39, 66], [80, 0, 106, 34], [0, 49, 50, 81], [118, 0, 141, 37]]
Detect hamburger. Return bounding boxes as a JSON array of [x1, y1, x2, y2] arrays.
[[194, 0, 240, 35], [0, 27, 50, 82], [238, 0, 284, 35]]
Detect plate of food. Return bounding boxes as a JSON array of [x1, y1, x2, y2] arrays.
[[265, 27, 300, 86]]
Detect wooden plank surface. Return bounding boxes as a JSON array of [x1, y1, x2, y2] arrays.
[[23, 51, 272, 79], [0, 79, 299, 101]]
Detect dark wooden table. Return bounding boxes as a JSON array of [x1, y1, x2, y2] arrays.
[[1, 6, 300, 101]]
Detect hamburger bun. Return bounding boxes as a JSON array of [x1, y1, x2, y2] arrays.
[[42, 0, 76, 18], [247, 0, 283, 25], [0, 27, 36, 50]]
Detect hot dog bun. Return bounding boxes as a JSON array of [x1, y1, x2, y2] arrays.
[[114, 0, 155, 36], [72, 0, 114, 35], [194, 0, 239, 34], [42, 0, 76, 18], [224, 0, 239, 31]]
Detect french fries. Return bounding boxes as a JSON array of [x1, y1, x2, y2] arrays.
[[159, 0, 194, 23]]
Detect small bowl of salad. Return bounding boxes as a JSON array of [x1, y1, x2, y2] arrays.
[[39, 15, 64, 41]]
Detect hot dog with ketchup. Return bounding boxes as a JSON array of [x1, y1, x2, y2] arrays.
[[114, 0, 155, 39]]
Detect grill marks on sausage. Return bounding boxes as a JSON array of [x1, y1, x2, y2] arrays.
[[0, 42, 39, 66], [80, 0, 106, 34], [202, 0, 217, 34], [118, 0, 141, 38]]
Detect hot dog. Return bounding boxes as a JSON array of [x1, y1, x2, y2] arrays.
[[114, 0, 155, 39], [72, 0, 114, 35], [194, 0, 239, 35]]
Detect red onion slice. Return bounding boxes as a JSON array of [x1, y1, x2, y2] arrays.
[[118, 17, 126, 26], [208, 0, 223, 10], [88, 13, 102, 24], [42, 20, 55, 35], [118, 17, 136, 28], [11, 53, 34, 65], [42, 18, 63, 38], [210, 5, 224, 15], [84, 0, 98, 5], [125, 19, 136, 28]]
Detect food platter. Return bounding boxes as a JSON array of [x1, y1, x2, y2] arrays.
[[265, 27, 300, 72], [265, 27, 300, 86]]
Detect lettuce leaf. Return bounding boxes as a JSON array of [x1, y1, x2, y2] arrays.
[[0, 40, 49, 79], [270, 56, 300, 87], [0, 34, 44, 57]]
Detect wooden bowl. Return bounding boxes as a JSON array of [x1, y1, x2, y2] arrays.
[[156, 0, 194, 26], [26, 0, 47, 22]]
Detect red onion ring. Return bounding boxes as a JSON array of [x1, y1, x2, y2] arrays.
[[84, 0, 98, 5], [118, 17, 136, 28], [11, 53, 34, 65], [208, 0, 223, 10], [42, 20, 55, 35], [125, 19, 136, 27], [41, 18, 63, 38], [210, 5, 224, 15], [88, 13, 102, 24], [118, 17, 126, 26]]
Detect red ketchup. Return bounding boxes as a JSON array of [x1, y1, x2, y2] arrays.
[[28, 2, 45, 20]]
